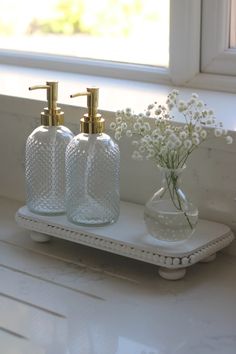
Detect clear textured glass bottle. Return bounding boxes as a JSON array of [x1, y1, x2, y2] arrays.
[[66, 87, 120, 225], [26, 82, 74, 215]]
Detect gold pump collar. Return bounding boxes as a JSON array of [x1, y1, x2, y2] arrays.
[[29, 81, 64, 126], [70, 87, 105, 134]]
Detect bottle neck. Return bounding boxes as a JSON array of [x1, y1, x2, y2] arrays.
[[80, 115, 105, 134], [41, 107, 64, 126]]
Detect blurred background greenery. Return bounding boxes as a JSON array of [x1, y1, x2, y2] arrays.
[[0, 0, 169, 67], [0, 0, 161, 37]]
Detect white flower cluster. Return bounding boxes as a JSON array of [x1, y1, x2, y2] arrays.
[[110, 90, 233, 169]]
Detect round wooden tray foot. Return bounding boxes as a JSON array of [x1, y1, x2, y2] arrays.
[[30, 231, 51, 243], [201, 253, 216, 263], [158, 267, 186, 280]]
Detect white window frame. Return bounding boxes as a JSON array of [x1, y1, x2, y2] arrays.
[[201, 0, 236, 75], [188, 0, 236, 93], [0, 0, 235, 93], [0, 48, 170, 85], [169, 0, 201, 85]]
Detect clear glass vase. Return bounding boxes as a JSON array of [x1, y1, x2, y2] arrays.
[[144, 165, 198, 243]]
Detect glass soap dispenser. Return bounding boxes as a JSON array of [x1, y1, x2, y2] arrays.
[[66, 87, 120, 226], [25, 81, 74, 215]]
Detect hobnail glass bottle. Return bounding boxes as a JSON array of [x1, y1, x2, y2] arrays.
[[26, 125, 74, 215], [144, 165, 198, 243], [26, 81, 74, 215], [66, 87, 120, 225], [66, 133, 120, 225]]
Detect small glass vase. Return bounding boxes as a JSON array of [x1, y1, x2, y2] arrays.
[[144, 165, 198, 243]]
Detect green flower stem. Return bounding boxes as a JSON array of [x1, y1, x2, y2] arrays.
[[165, 171, 193, 230]]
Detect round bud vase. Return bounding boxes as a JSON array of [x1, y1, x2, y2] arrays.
[[144, 165, 198, 243]]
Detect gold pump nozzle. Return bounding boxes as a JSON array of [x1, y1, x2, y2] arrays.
[[70, 87, 105, 134], [29, 81, 64, 126]]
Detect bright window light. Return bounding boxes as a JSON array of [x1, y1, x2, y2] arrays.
[[0, 0, 169, 67]]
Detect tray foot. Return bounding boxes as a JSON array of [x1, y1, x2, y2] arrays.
[[158, 267, 186, 280], [200, 253, 216, 263], [30, 231, 51, 243]]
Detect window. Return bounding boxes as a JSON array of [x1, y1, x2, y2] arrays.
[[0, 0, 169, 82], [0, 0, 236, 92]]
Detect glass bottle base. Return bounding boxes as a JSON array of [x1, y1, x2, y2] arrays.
[[67, 214, 118, 227], [27, 203, 65, 216], [66, 198, 119, 226]]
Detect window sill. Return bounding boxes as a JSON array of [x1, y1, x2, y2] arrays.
[[1, 63, 236, 132]]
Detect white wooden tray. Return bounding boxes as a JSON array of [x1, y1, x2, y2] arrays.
[[15, 202, 234, 280]]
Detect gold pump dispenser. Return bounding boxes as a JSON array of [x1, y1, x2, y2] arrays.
[[70, 87, 105, 134], [29, 81, 64, 126]]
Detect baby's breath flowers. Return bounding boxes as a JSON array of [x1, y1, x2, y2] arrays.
[[110, 89, 233, 170], [111, 90, 233, 233]]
